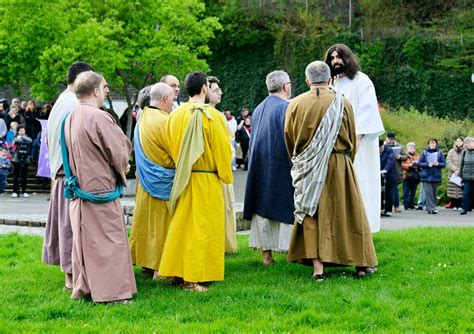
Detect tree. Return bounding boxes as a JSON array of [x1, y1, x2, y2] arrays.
[[0, 0, 221, 136]]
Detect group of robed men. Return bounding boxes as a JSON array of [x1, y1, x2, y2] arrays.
[[42, 43, 384, 302]]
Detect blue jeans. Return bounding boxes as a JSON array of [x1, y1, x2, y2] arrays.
[[417, 184, 426, 207], [462, 180, 473, 212], [0, 170, 7, 193], [403, 180, 418, 209], [392, 183, 400, 208]]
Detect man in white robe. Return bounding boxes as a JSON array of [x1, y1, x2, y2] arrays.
[[324, 44, 385, 233]]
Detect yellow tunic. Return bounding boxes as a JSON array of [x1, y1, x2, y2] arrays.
[[159, 102, 233, 282], [129, 107, 174, 271]]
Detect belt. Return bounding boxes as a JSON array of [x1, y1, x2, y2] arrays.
[[191, 170, 217, 174]]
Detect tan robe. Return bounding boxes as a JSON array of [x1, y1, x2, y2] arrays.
[[285, 88, 377, 267], [65, 103, 136, 302]]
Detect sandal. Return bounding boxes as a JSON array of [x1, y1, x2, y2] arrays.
[[311, 273, 325, 282], [355, 266, 377, 278], [181, 282, 209, 292]]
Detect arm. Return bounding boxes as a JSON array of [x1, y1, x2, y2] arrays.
[[446, 150, 458, 172], [436, 151, 446, 168], [401, 157, 412, 171], [211, 112, 233, 185], [459, 151, 465, 178], [417, 151, 428, 168], [284, 102, 296, 158], [384, 149, 396, 173], [397, 146, 408, 161]]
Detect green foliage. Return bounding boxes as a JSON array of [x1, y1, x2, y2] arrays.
[[0, 0, 220, 106], [208, 45, 275, 113], [1, 230, 473, 331]]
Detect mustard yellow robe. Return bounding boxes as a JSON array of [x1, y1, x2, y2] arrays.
[[130, 107, 174, 271], [159, 102, 233, 282]]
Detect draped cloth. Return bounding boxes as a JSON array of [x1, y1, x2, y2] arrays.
[[130, 106, 175, 271], [169, 105, 213, 215], [291, 91, 344, 224], [134, 122, 175, 200]]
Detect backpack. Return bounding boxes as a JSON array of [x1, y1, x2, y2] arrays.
[[16, 140, 30, 162]]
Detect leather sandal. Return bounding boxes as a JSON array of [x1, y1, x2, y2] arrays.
[[181, 282, 209, 292], [311, 273, 325, 282]]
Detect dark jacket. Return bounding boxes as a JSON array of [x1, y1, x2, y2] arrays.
[[460, 149, 474, 181], [418, 147, 446, 183], [12, 135, 32, 164], [380, 146, 398, 183], [386, 141, 408, 182]]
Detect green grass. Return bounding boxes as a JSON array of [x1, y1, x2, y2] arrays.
[[0, 229, 473, 332]]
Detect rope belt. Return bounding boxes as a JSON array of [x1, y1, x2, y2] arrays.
[[60, 115, 123, 203], [191, 170, 217, 174]]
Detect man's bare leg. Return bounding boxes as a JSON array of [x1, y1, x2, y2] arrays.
[[311, 259, 324, 281], [262, 250, 274, 265], [65, 273, 73, 290]]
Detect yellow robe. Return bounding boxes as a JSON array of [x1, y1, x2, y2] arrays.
[[130, 107, 174, 271], [159, 102, 233, 282]]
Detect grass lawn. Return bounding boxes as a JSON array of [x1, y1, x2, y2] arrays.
[[0, 228, 473, 332]]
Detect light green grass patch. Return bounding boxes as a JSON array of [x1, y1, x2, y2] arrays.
[[0, 228, 473, 332]]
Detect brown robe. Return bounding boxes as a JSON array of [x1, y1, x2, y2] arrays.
[[65, 103, 136, 302], [285, 88, 377, 267]]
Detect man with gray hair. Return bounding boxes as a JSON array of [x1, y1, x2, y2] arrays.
[[129, 82, 176, 280], [285, 61, 377, 280], [160, 74, 181, 109], [243, 70, 295, 265]]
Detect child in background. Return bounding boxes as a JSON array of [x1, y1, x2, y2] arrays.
[[0, 147, 11, 196], [11, 125, 32, 198], [6, 121, 18, 155]]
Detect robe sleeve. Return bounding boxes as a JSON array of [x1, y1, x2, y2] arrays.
[[93, 113, 132, 186], [210, 110, 233, 185], [343, 98, 356, 162], [284, 101, 296, 158], [355, 75, 385, 139]]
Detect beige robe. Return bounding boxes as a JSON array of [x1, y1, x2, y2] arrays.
[[65, 103, 136, 302], [285, 88, 377, 267]]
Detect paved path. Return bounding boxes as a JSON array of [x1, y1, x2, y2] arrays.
[[1, 169, 473, 236]]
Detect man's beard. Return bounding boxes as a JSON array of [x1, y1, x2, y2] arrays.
[[332, 63, 346, 76]]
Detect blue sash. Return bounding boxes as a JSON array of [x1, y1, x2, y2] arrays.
[[60, 115, 123, 203], [134, 123, 175, 200]]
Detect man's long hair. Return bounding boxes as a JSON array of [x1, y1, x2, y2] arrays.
[[324, 44, 360, 80]]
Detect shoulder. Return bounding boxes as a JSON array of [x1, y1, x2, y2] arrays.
[[355, 72, 375, 88]]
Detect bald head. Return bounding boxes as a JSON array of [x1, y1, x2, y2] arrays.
[[150, 82, 174, 113], [74, 71, 106, 108]]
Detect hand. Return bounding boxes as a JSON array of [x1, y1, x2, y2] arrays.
[[428, 163, 433, 168], [381, 170, 387, 174], [395, 154, 401, 159], [434, 162, 439, 167], [454, 170, 459, 176], [124, 164, 131, 174]]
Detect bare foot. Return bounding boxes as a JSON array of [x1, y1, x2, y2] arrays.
[[262, 250, 274, 266], [64, 273, 73, 291]]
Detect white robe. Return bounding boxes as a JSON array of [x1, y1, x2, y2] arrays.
[[47, 89, 78, 179], [335, 72, 385, 233]]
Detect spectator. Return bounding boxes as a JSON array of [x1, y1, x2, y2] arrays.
[[11, 125, 32, 198], [24, 100, 41, 161], [39, 103, 52, 120], [446, 137, 464, 210], [11, 98, 23, 116], [401, 142, 420, 210], [379, 140, 398, 216], [236, 116, 251, 170], [0, 98, 9, 119], [5, 121, 18, 154], [236, 107, 250, 130], [5, 105, 25, 129], [459, 137, 474, 215], [385, 132, 408, 212], [0, 147, 11, 196], [418, 138, 446, 214], [224, 111, 238, 170], [0, 117, 6, 139]]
